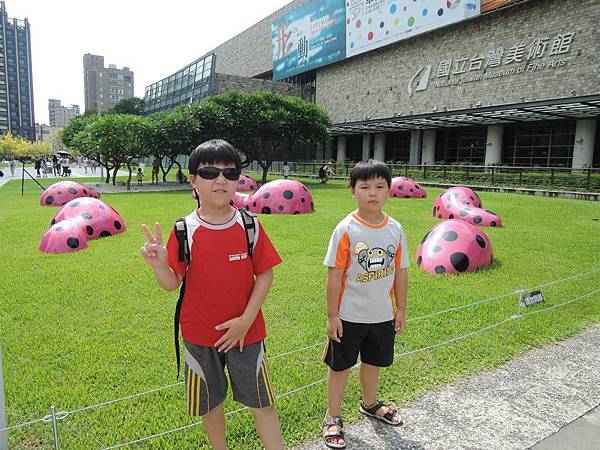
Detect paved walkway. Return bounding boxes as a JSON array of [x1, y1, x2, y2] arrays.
[[0, 166, 118, 188], [299, 325, 600, 450], [0, 166, 151, 190]]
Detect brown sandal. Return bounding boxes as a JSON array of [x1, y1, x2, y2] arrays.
[[322, 415, 346, 449], [360, 400, 403, 426]]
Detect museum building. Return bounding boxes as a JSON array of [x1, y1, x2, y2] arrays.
[[144, 0, 600, 168]]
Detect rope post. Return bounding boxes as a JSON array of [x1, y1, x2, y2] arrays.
[[50, 406, 60, 450], [513, 285, 525, 333], [0, 343, 8, 450]]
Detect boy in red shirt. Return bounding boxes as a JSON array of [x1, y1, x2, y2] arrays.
[[141, 139, 284, 450]]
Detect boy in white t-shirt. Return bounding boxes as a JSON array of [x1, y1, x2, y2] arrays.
[[321, 159, 409, 449]]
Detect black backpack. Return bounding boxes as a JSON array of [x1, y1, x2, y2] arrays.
[[173, 208, 258, 378], [319, 165, 327, 178]]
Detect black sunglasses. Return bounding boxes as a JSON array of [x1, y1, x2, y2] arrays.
[[196, 166, 241, 181]]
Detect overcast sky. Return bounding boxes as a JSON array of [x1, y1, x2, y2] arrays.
[[10, 0, 290, 125]]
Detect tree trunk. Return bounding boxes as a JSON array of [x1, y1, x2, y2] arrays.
[[112, 164, 120, 185], [103, 165, 111, 183], [126, 162, 132, 191], [259, 160, 272, 184], [161, 159, 175, 182]]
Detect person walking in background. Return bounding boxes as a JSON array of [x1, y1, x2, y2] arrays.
[[52, 155, 60, 176], [152, 156, 160, 185], [34, 158, 41, 177], [9, 158, 16, 177], [137, 168, 144, 186], [40, 158, 48, 178], [176, 167, 187, 184], [61, 156, 70, 177], [283, 161, 290, 179]]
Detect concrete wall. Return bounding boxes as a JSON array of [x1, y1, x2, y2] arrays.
[[317, 0, 598, 123], [201, 0, 597, 126], [215, 73, 302, 98]]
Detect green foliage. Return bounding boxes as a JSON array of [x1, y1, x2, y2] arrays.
[[0, 133, 29, 160], [104, 97, 146, 116], [85, 114, 152, 186], [201, 91, 331, 182], [147, 105, 203, 179], [1, 177, 599, 448]]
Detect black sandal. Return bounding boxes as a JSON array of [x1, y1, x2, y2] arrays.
[[322, 415, 346, 449], [359, 400, 403, 426]]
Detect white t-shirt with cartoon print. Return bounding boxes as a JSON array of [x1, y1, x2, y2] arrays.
[[324, 212, 409, 324]]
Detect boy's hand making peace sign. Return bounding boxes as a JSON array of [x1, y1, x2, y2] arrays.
[[140, 223, 168, 269]]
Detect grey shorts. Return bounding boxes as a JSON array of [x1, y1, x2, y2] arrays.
[[184, 340, 275, 416]]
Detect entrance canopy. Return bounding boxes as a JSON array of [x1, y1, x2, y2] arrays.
[[330, 95, 600, 135]]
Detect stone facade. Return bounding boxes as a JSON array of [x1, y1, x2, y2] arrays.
[[215, 73, 302, 98], [200, 0, 598, 125], [317, 0, 599, 123]]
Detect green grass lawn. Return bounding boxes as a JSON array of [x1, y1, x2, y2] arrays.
[[1, 176, 599, 449]]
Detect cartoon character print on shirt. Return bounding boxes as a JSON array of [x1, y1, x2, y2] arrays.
[[354, 241, 396, 283]]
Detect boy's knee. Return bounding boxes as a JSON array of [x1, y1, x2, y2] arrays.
[[251, 405, 276, 415]]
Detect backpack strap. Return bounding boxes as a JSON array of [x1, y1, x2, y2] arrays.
[[173, 217, 189, 380], [239, 208, 257, 258]]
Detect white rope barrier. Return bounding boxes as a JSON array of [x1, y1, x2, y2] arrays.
[[98, 285, 600, 449], [2, 268, 597, 438]]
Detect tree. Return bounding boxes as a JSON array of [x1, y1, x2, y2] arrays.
[[105, 97, 145, 116], [27, 140, 53, 159], [200, 91, 331, 183], [147, 105, 203, 181], [0, 133, 29, 161], [60, 114, 115, 180], [85, 114, 151, 189]]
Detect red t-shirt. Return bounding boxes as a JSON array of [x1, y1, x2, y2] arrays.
[[167, 208, 282, 347]]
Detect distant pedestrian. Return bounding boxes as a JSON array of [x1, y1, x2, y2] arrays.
[[151, 156, 160, 184], [90, 159, 97, 173], [176, 168, 187, 184], [61, 156, 70, 177], [83, 157, 89, 174], [9, 158, 16, 177], [52, 155, 60, 176], [40, 158, 48, 178], [34, 158, 41, 177], [283, 161, 290, 179], [137, 168, 144, 186]]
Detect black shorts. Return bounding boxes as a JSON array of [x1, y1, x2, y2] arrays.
[[323, 320, 395, 372]]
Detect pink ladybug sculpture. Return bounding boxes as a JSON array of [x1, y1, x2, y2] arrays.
[[432, 187, 502, 227], [247, 179, 314, 214], [231, 192, 250, 209], [40, 181, 100, 206], [39, 219, 89, 253], [237, 174, 258, 192], [416, 219, 493, 275], [50, 197, 126, 240], [389, 177, 426, 198]]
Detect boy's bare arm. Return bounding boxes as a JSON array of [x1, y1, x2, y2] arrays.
[[326, 267, 345, 342], [140, 223, 183, 291], [393, 267, 408, 333], [214, 269, 274, 352]]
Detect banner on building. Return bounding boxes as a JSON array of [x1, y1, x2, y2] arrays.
[[482, 0, 523, 14], [272, 0, 346, 80], [346, 0, 481, 58], [271, 0, 529, 78]]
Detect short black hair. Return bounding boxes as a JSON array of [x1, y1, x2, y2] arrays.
[[188, 139, 242, 174], [349, 159, 391, 188]]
